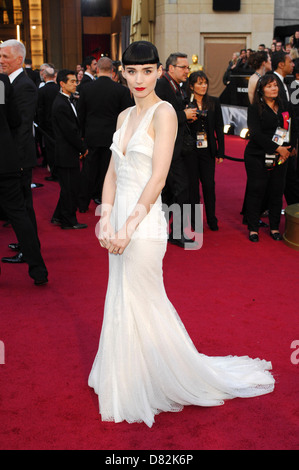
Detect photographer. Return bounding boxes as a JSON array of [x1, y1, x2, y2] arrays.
[[244, 74, 296, 242], [184, 71, 224, 231]]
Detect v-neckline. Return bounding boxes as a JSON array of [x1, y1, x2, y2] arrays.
[[119, 101, 161, 157]]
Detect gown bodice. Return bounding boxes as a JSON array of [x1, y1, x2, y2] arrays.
[[109, 101, 170, 239]]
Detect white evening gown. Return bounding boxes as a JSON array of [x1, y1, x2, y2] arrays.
[[88, 101, 275, 428]]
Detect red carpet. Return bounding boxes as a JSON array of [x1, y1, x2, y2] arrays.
[[0, 136, 298, 450]]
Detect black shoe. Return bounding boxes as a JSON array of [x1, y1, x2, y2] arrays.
[[34, 277, 48, 286], [249, 233, 259, 242], [51, 217, 62, 225], [2, 252, 25, 263], [209, 224, 219, 231], [61, 223, 88, 230], [270, 231, 283, 241], [8, 242, 21, 252], [168, 234, 196, 248]]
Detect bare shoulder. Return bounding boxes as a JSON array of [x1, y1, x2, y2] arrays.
[[155, 101, 176, 119], [153, 101, 177, 128], [116, 105, 134, 130]]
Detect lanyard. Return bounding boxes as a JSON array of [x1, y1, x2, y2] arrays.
[[163, 72, 184, 99]]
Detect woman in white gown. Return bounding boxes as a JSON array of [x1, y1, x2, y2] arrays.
[[88, 41, 275, 428]]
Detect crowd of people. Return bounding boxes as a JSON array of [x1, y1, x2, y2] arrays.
[[0, 36, 299, 285], [223, 33, 299, 85]]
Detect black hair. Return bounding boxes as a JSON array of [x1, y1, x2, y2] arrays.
[[271, 51, 287, 71], [247, 51, 269, 70], [165, 52, 188, 71], [188, 71, 213, 111], [56, 69, 76, 86], [253, 73, 281, 113], [122, 41, 160, 66], [82, 56, 96, 70]]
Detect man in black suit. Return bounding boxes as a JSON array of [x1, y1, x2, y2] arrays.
[[37, 65, 59, 180], [0, 39, 42, 263], [51, 69, 88, 229], [77, 57, 133, 211], [272, 51, 299, 205], [155, 52, 198, 247], [0, 73, 48, 285], [24, 58, 40, 87], [76, 56, 97, 95]]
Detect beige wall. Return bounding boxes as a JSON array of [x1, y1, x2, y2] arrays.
[[155, 0, 275, 96]]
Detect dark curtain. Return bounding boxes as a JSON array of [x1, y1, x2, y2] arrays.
[[83, 34, 111, 59]]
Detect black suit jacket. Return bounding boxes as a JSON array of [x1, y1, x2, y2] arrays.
[[274, 72, 289, 103], [155, 75, 186, 158], [77, 76, 134, 148], [11, 71, 38, 169], [245, 101, 296, 158], [188, 96, 225, 158], [76, 73, 94, 95], [37, 81, 59, 136], [0, 74, 21, 174], [24, 67, 40, 87], [155, 75, 187, 127], [52, 92, 87, 168]]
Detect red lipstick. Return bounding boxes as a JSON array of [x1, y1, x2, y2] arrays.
[[135, 87, 145, 91]]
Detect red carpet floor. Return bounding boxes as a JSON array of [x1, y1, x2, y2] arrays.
[[0, 136, 298, 450]]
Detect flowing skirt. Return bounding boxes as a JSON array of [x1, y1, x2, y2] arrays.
[[88, 238, 274, 428]]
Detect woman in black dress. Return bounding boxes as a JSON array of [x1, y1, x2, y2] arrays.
[[184, 71, 224, 232], [244, 73, 295, 242]]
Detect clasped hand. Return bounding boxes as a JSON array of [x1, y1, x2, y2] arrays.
[[98, 221, 130, 255], [276, 145, 292, 165]]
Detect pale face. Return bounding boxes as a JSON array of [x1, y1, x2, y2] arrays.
[[169, 57, 190, 84], [263, 80, 279, 100], [77, 69, 84, 82], [0, 46, 23, 75], [122, 63, 162, 98]]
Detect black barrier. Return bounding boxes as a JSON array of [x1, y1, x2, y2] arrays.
[[220, 75, 251, 107]]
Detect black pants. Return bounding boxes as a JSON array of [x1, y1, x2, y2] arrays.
[[161, 138, 191, 237], [79, 146, 111, 210], [184, 148, 217, 229], [44, 134, 57, 178], [53, 166, 80, 226], [21, 167, 39, 237], [244, 153, 288, 232], [0, 172, 48, 281]]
